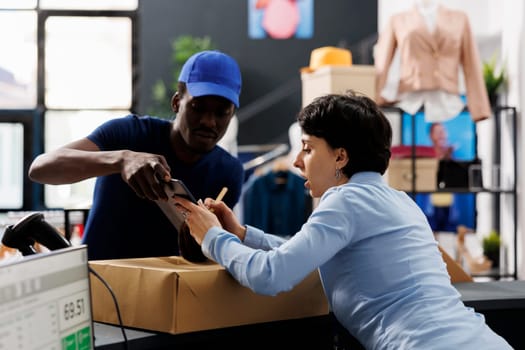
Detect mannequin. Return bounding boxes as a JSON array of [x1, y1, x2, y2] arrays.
[[217, 114, 239, 156], [375, 1, 491, 122], [286, 121, 302, 174], [415, 0, 438, 31]]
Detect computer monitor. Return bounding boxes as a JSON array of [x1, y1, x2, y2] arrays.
[[0, 245, 93, 350]]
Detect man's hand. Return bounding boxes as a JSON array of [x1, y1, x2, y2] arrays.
[[120, 150, 171, 201]]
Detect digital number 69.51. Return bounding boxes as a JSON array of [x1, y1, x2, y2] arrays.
[[63, 298, 85, 321]]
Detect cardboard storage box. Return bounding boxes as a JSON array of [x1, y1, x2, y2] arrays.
[[386, 158, 438, 192], [301, 65, 376, 107], [89, 257, 329, 334]]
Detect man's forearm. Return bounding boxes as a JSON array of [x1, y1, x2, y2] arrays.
[[28, 148, 124, 185]]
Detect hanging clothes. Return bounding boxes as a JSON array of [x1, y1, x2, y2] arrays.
[[374, 4, 491, 122], [242, 169, 308, 237]]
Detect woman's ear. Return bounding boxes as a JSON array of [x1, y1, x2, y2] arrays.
[[336, 147, 349, 168]]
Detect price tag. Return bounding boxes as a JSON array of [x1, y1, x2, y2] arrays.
[[58, 290, 90, 331]]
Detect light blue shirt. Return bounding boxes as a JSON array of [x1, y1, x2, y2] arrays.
[[202, 172, 511, 349]]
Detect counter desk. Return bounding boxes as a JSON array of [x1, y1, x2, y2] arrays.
[[94, 314, 337, 350], [93, 280, 525, 350]]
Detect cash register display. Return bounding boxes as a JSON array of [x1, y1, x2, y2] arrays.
[[0, 246, 93, 350]]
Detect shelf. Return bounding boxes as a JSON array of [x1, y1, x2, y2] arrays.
[[385, 105, 518, 280], [406, 188, 516, 195], [471, 269, 516, 281]]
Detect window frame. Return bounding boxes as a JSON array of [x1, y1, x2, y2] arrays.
[[0, 7, 138, 212], [0, 111, 34, 211]]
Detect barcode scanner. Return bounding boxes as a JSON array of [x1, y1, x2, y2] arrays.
[[2, 212, 71, 256]]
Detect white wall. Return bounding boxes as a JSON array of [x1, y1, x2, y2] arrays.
[[378, 0, 524, 279], [510, 0, 525, 279], [379, 0, 499, 35]]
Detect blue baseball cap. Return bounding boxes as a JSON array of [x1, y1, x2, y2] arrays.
[[178, 50, 242, 108]]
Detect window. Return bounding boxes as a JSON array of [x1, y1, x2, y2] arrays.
[[44, 16, 132, 109], [0, 2, 137, 211], [0, 11, 37, 109], [44, 110, 128, 209], [0, 123, 23, 208]]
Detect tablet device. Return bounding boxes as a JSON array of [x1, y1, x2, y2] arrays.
[[164, 179, 198, 204]]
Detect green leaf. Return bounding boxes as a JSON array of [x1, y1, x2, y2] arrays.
[[482, 230, 501, 254], [149, 35, 217, 118], [482, 51, 507, 95]]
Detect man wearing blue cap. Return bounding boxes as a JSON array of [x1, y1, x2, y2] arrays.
[[28, 50, 244, 260]]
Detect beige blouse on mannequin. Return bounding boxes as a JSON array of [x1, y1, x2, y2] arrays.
[[375, 0, 491, 122]]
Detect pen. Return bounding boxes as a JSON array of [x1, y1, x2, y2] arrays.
[[215, 187, 228, 202], [209, 187, 228, 213]]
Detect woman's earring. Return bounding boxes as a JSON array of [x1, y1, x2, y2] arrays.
[[335, 168, 342, 180]]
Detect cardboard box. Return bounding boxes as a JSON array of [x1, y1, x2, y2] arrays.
[[301, 65, 376, 107], [89, 257, 329, 334], [386, 158, 438, 192]]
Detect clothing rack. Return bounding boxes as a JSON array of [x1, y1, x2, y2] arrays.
[[241, 143, 289, 172]]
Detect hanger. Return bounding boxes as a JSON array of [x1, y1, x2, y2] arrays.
[[272, 156, 290, 184]]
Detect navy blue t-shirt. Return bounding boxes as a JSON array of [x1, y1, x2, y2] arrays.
[[83, 114, 244, 260]]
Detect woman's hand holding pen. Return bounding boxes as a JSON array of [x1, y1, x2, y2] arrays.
[[174, 190, 246, 245], [176, 198, 221, 245], [203, 198, 246, 241]]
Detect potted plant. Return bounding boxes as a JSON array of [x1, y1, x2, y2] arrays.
[[149, 35, 216, 118], [482, 230, 501, 268], [482, 52, 507, 107]]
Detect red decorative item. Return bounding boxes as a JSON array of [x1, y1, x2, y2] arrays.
[[262, 0, 299, 39], [255, 0, 271, 9]]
